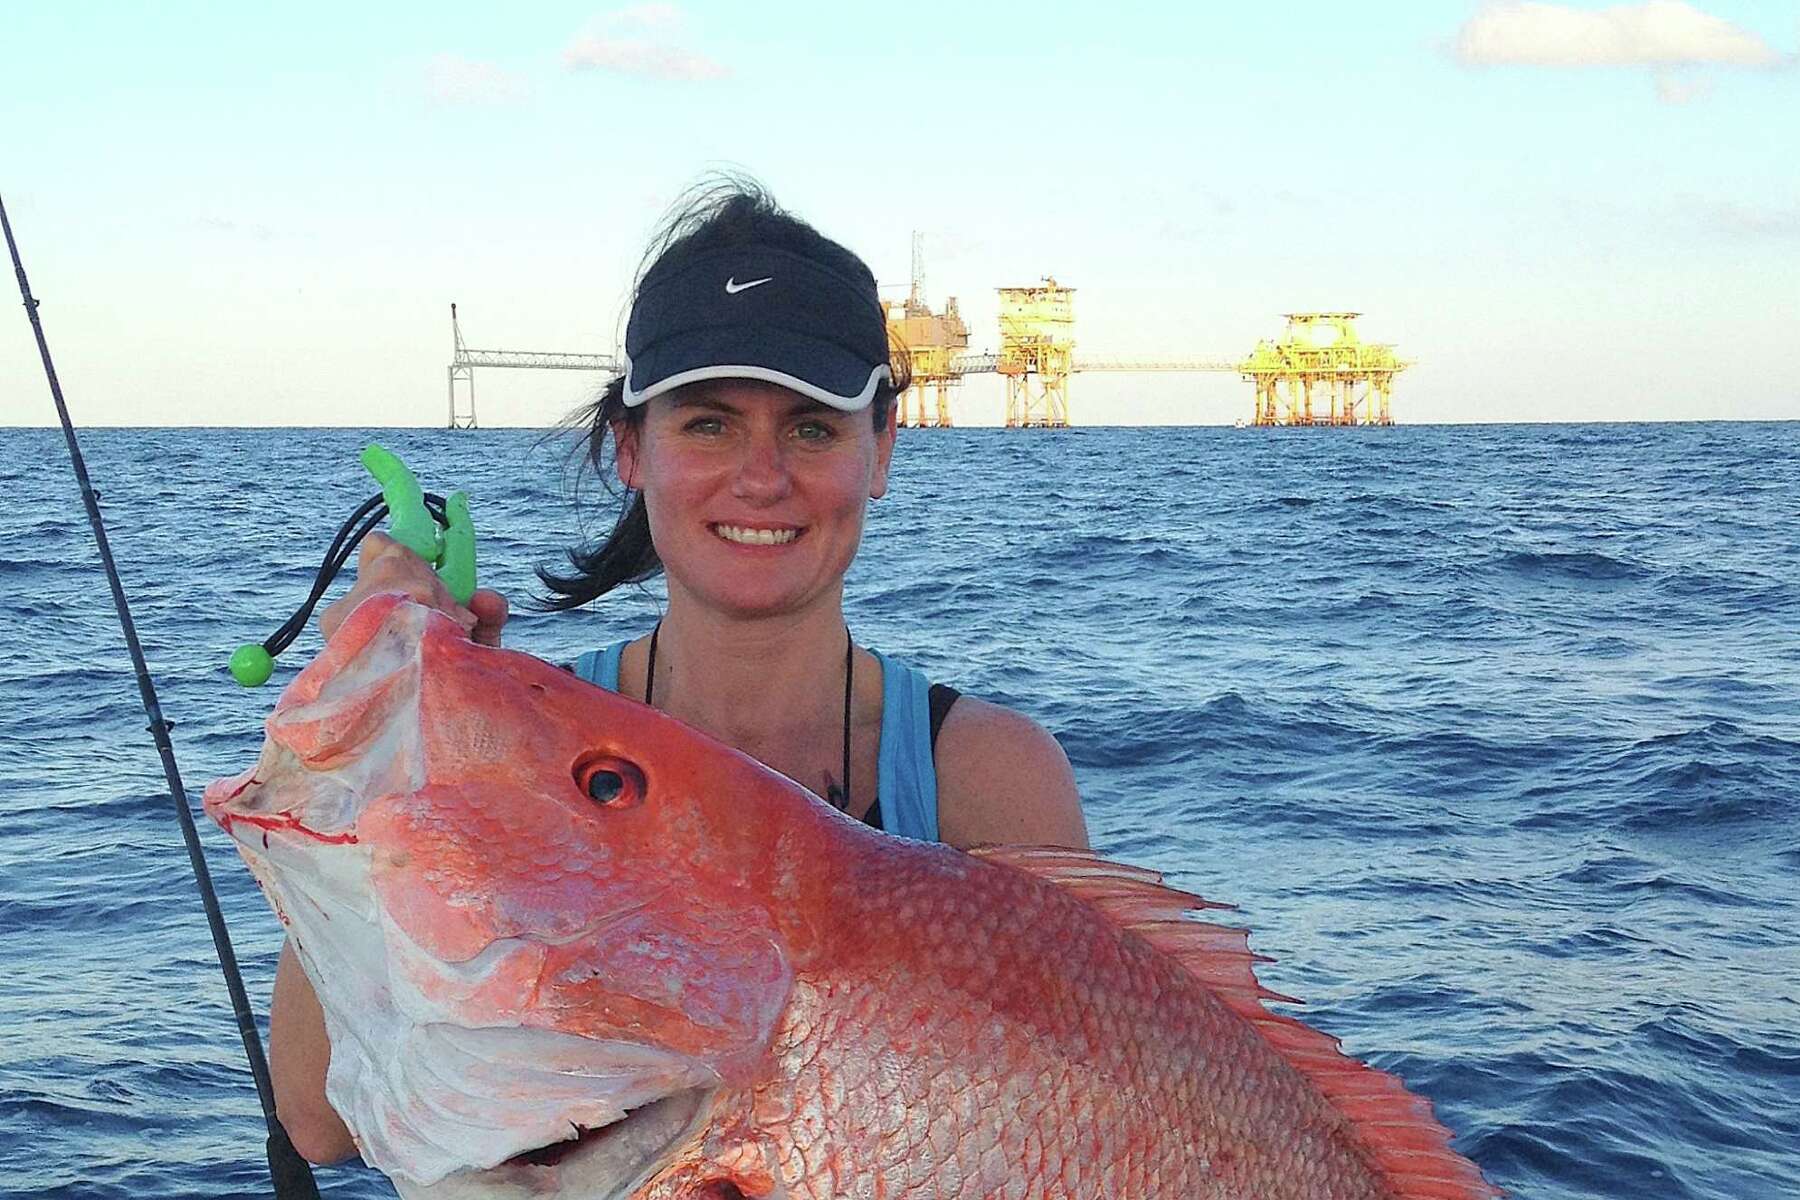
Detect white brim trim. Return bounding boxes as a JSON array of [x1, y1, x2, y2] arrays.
[[622, 360, 890, 412]]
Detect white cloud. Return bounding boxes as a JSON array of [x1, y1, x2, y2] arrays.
[[1702, 199, 1800, 237], [1454, 1, 1784, 67], [564, 36, 728, 79], [563, 4, 728, 80], [1652, 68, 1714, 102], [610, 3, 682, 31], [196, 216, 279, 241], [425, 54, 525, 105]]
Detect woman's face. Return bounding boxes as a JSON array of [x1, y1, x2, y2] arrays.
[[615, 380, 896, 621]]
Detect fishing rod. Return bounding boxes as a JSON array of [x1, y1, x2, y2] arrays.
[[1, 193, 321, 1200]]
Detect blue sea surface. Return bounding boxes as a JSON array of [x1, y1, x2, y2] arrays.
[[1, 422, 1796, 1199]]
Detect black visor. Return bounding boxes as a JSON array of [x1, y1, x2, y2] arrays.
[[623, 245, 891, 411]]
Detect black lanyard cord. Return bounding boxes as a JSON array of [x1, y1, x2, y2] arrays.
[[2, 194, 320, 1200], [262, 490, 451, 658]]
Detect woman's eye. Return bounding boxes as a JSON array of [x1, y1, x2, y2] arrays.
[[574, 755, 646, 809]]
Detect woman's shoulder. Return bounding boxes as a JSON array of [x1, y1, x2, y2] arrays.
[[931, 694, 1089, 850]]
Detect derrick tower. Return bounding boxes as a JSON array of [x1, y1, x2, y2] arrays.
[[448, 304, 477, 429], [1238, 313, 1408, 427], [997, 277, 1075, 428], [885, 232, 970, 428]]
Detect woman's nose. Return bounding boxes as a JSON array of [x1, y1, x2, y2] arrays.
[[730, 433, 792, 501]]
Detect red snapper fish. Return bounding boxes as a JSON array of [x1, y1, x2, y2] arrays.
[[205, 594, 1499, 1199]]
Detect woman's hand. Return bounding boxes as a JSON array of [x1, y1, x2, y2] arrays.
[[318, 531, 510, 647]]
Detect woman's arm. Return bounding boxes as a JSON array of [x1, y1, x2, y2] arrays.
[[269, 940, 358, 1164], [933, 697, 1090, 850]]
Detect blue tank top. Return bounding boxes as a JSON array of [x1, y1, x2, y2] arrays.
[[571, 641, 941, 843]]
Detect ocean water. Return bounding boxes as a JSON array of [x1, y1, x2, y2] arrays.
[[1, 421, 1796, 1199]]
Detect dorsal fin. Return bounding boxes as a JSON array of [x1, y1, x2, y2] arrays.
[[970, 845, 1501, 1200]]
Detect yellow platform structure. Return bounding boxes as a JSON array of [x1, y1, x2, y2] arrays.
[[886, 294, 969, 428], [998, 278, 1075, 428], [1239, 313, 1408, 427], [884, 233, 971, 428]]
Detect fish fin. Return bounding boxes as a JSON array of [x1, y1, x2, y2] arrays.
[[969, 845, 1502, 1200]]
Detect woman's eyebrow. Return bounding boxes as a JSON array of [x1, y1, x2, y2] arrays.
[[668, 389, 841, 419], [669, 392, 740, 413]]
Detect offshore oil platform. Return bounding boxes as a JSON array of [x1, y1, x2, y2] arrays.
[[1238, 313, 1407, 427], [444, 238, 1410, 429], [879, 237, 1247, 429]]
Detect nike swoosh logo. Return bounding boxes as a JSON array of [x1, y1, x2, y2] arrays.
[[724, 276, 773, 294]]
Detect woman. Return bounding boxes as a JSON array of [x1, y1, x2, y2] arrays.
[[269, 182, 1089, 1163]]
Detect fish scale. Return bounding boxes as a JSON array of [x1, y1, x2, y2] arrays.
[[700, 850, 1386, 1200], [205, 596, 1499, 1199]]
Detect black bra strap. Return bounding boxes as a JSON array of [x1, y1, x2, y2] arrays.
[[927, 683, 961, 751]]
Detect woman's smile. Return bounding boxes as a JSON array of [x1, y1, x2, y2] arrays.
[[710, 523, 802, 547]]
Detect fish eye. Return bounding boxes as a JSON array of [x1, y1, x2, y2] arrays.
[[573, 755, 646, 810]]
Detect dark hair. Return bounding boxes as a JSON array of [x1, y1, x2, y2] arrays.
[[536, 177, 910, 612]]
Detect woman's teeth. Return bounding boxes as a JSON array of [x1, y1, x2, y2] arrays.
[[713, 524, 798, 546]]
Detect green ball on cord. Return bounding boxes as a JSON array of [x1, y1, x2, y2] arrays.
[[229, 643, 275, 687]]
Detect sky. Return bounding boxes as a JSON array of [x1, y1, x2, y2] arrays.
[[1, 0, 1796, 427]]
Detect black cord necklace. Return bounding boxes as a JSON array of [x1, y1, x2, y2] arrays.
[[644, 622, 855, 812]]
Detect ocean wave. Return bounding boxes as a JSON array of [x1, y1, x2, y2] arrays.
[[1493, 548, 1651, 583]]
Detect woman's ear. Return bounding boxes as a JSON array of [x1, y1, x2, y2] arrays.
[[612, 418, 641, 490], [869, 402, 897, 500]]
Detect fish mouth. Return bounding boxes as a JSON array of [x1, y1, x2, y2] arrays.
[[457, 1085, 716, 1197]]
